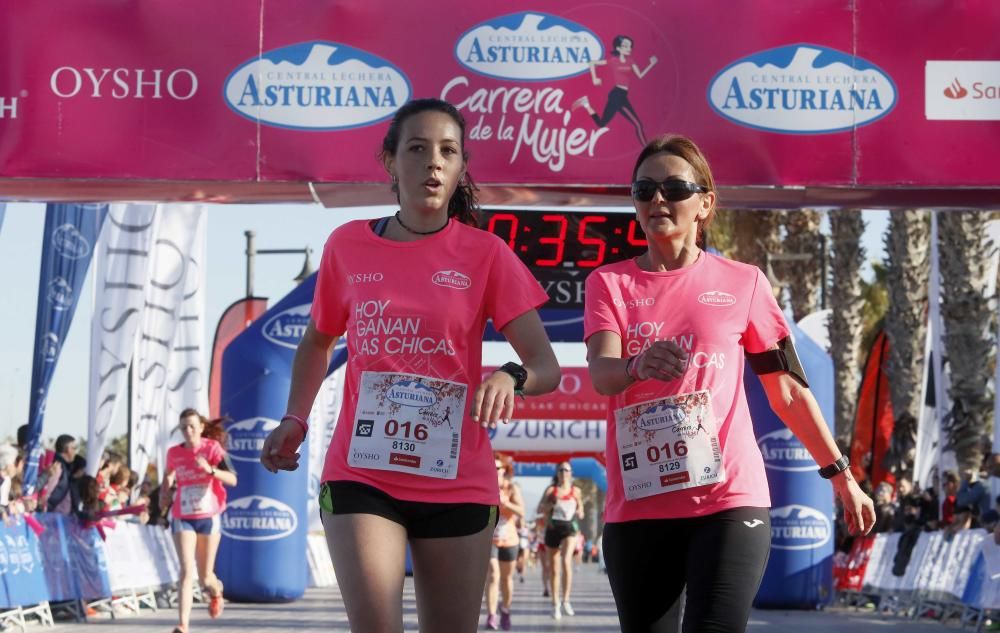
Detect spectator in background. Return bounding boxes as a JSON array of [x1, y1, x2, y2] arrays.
[[16, 424, 54, 474], [39, 434, 79, 513], [941, 470, 959, 527], [956, 467, 991, 519], [873, 482, 896, 533], [918, 485, 940, 530], [0, 444, 18, 507]]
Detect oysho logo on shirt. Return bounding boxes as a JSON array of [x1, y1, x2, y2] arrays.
[[769, 504, 832, 550], [227, 417, 280, 463], [698, 291, 736, 307], [614, 297, 655, 309], [455, 12, 603, 81], [262, 303, 312, 349], [708, 44, 896, 134], [224, 41, 412, 130], [346, 272, 384, 285], [432, 270, 471, 290], [221, 495, 298, 542]]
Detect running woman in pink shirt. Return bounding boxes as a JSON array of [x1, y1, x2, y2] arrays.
[[584, 135, 875, 633], [260, 98, 560, 633], [162, 409, 237, 633]]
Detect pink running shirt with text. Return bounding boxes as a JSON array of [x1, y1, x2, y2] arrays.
[[312, 219, 548, 505], [584, 253, 789, 522], [166, 438, 227, 520]]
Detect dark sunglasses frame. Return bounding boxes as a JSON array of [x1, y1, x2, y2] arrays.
[[631, 179, 708, 202]]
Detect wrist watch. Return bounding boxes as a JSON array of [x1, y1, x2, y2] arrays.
[[496, 362, 528, 392], [818, 455, 850, 479]]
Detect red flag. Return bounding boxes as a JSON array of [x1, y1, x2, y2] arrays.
[[208, 297, 268, 418], [850, 329, 895, 490]]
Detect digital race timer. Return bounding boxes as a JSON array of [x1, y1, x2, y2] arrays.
[[478, 209, 648, 309]]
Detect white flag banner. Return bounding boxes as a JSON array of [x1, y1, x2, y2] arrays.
[[913, 320, 938, 489], [162, 209, 209, 453], [929, 213, 957, 478], [87, 204, 159, 476], [130, 205, 203, 480], [308, 364, 346, 531]]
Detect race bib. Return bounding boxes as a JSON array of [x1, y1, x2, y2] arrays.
[[348, 371, 467, 480], [179, 483, 217, 516], [614, 389, 726, 501]]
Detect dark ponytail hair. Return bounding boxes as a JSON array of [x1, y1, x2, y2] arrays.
[[379, 98, 479, 227]]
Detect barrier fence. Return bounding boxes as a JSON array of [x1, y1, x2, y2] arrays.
[[835, 529, 1000, 631]]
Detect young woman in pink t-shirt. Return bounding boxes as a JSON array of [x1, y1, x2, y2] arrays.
[[584, 135, 875, 633], [260, 98, 560, 633], [162, 409, 238, 633]]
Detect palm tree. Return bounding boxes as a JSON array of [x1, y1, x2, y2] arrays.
[[728, 208, 784, 276], [882, 209, 931, 481], [828, 209, 866, 446], [937, 210, 995, 475], [782, 208, 824, 322]]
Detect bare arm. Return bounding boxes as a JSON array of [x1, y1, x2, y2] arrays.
[[505, 484, 526, 519], [758, 370, 875, 535], [574, 486, 585, 520], [634, 56, 657, 79], [260, 320, 338, 472], [536, 486, 555, 517], [473, 310, 560, 427], [589, 59, 607, 84]]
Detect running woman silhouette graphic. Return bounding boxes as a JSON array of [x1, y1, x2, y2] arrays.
[[572, 35, 657, 145]]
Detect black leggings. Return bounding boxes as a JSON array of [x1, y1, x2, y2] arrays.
[[591, 86, 646, 144], [603, 507, 771, 633]]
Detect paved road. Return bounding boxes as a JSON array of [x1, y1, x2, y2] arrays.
[[55, 564, 971, 632]]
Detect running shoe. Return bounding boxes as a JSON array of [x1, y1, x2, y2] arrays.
[[552, 603, 562, 620], [562, 601, 575, 616], [500, 609, 512, 631], [207, 581, 225, 619], [486, 613, 500, 630]]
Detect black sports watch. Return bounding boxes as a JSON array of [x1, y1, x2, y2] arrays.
[[818, 455, 850, 479], [496, 362, 528, 392]]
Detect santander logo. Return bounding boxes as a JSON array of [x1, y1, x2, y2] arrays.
[[698, 291, 736, 307], [432, 270, 471, 290], [943, 78, 968, 99]]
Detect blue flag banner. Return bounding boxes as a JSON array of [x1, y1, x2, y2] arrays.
[[23, 204, 106, 491]]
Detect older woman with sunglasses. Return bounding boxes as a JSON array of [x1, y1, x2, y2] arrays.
[[583, 134, 875, 633]]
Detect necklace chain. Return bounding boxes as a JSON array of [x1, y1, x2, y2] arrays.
[[394, 211, 448, 235]]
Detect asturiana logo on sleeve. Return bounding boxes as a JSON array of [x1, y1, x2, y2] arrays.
[[261, 303, 311, 349], [757, 428, 816, 472], [224, 41, 412, 130], [227, 417, 280, 462], [769, 504, 832, 550], [221, 495, 298, 541], [708, 44, 896, 134], [455, 12, 603, 81]]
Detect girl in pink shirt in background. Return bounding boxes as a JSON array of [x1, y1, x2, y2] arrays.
[[261, 98, 560, 633], [162, 409, 238, 633], [584, 134, 875, 633]]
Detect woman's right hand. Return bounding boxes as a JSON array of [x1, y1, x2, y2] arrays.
[[260, 418, 306, 473]]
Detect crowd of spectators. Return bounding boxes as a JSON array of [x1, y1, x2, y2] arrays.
[[0, 425, 168, 528], [835, 445, 1000, 558]]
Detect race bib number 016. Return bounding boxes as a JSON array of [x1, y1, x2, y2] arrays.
[[348, 371, 467, 480], [614, 389, 725, 501]]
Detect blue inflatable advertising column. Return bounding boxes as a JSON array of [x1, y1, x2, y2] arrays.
[[747, 321, 836, 609], [217, 274, 345, 602]]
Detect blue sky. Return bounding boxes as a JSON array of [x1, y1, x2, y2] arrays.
[[0, 203, 889, 443]]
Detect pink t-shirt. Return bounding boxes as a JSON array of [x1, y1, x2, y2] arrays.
[[312, 218, 548, 505], [584, 253, 789, 522], [166, 439, 227, 520]]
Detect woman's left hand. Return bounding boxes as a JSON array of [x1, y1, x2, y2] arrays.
[[834, 476, 876, 536], [472, 370, 516, 429], [195, 456, 213, 475]]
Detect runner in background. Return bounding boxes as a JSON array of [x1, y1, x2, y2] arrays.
[[483, 453, 524, 630], [260, 98, 560, 633], [536, 462, 584, 620], [584, 134, 875, 632], [534, 514, 552, 598], [162, 409, 237, 633]]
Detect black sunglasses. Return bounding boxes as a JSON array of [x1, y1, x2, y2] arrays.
[[631, 179, 708, 202]]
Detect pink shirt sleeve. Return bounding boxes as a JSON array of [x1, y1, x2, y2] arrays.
[[741, 269, 790, 353], [484, 239, 549, 331], [311, 231, 349, 336], [208, 440, 225, 466], [583, 270, 622, 341]]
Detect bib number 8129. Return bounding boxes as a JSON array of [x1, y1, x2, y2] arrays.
[[646, 440, 687, 463]]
